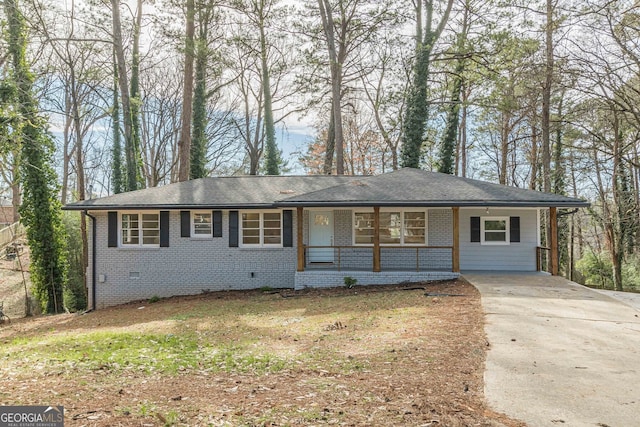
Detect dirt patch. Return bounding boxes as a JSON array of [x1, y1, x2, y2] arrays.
[[0, 280, 525, 426]]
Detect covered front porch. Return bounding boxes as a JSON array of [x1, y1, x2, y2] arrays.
[[295, 206, 465, 272], [292, 206, 462, 289], [290, 206, 562, 290]]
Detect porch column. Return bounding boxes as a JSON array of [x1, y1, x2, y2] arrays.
[[452, 207, 460, 272], [297, 207, 304, 272], [373, 206, 381, 272], [550, 207, 558, 276]]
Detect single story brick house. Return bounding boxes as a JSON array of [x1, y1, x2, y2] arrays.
[[64, 168, 589, 309]]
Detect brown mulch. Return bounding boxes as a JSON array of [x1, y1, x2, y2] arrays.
[[0, 280, 526, 426]]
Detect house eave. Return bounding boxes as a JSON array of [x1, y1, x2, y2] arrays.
[[62, 203, 279, 211], [63, 200, 590, 211]]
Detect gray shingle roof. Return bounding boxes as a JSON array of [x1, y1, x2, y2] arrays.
[[64, 175, 358, 210], [277, 169, 590, 208], [64, 168, 589, 210]]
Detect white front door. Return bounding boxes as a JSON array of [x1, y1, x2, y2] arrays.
[[309, 211, 334, 263]]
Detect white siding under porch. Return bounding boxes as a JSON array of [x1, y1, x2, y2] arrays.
[[459, 208, 539, 271]]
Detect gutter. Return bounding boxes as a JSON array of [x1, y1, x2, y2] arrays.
[[84, 210, 97, 312], [63, 203, 280, 211], [63, 201, 591, 211]]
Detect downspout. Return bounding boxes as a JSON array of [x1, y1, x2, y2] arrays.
[[84, 210, 97, 311]]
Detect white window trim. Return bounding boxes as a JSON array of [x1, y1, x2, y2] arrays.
[[239, 210, 283, 248], [480, 216, 510, 245], [119, 211, 160, 248], [191, 211, 213, 238], [352, 209, 428, 246]]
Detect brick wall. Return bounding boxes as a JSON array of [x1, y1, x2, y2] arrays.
[[87, 208, 460, 308], [88, 210, 297, 308], [428, 209, 453, 246], [294, 270, 459, 290]]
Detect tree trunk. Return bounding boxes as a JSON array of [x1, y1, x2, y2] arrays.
[[541, 0, 553, 194], [439, 3, 468, 175], [459, 86, 469, 177], [541, 0, 554, 271], [111, 0, 137, 191], [260, 1, 279, 176], [529, 110, 538, 190], [323, 112, 335, 174], [611, 113, 624, 291], [111, 51, 124, 194], [68, 58, 89, 291], [318, 0, 344, 174], [499, 111, 509, 185], [61, 101, 72, 205], [190, 0, 216, 180], [439, 62, 464, 175], [129, 0, 143, 188], [178, 0, 195, 181]]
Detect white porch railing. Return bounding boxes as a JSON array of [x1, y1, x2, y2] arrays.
[[303, 245, 454, 272]]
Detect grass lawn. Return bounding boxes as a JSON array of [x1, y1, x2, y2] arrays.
[[0, 280, 523, 426]]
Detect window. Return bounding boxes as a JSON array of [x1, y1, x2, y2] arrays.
[[380, 212, 401, 244], [121, 212, 159, 246], [404, 211, 426, 244], [192, 211, 212, 237], [354, 210, 426, 245], [481, 217, 509, 245], [354, 212, 375, 244], [241, 211, 282, 246]]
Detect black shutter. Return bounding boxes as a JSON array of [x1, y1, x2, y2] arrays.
[[229, 210, 239, 247], [470, 216, 481, 242], [510, 216, 520, 243], [108, 211, 118, 247], [213, 210, 222, 237], [283, 210, 293, 247], [180, 211, 190, 237], [160, 211, 170, 247]]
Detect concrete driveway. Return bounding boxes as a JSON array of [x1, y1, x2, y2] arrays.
[[464, 272, 640, 427]]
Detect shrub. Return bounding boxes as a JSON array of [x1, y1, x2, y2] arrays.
[[622, 255, 640, 291], [344, 277, 357, 289], [576, 250, 612, 289]]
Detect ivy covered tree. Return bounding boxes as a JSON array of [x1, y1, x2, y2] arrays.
[[401, 0, 454, 169], [111, 55, 124, 194], [190, 0, 221, 180], [4, 0, 68, 313], [438, 2, 470, 175]]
